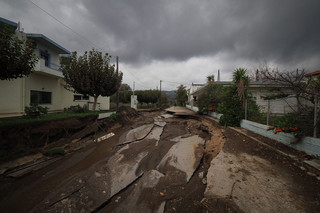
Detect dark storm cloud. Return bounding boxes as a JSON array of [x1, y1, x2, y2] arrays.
[[1, 0, 319, 87], [82, 0, 320, 68]]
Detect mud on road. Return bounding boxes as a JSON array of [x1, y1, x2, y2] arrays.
[[0, 107, 319, 213]]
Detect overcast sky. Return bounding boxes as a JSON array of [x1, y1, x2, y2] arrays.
[[1, 0, 320, 90]]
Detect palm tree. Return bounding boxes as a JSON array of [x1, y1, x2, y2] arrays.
[[233, 68, 250, 108], [207, 75, 215, 84], [207, 75, 215, 91]]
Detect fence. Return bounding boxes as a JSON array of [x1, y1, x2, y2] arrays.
[[186, 104, 320, 157], [245, 95, 319, 138]]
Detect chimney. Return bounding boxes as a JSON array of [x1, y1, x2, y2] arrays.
[[217, 69, 220, 82], [256, 69, 259, 81]]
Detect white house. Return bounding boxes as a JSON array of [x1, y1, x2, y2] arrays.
[[0, 17, 110, 116], [190, 80, 311, 115], [187, 83, 205, 107]]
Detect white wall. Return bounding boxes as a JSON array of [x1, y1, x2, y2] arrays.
[[0, 30, 110, 114], [36, 43, 60, 67], [0, 78, 23, 113], [25, 73, 62, 111], [59, 80, 110, 111], [250, 88, 298, 114]]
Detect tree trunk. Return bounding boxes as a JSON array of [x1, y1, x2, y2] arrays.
[[296, 93, 301, 113], [93, 96, 98, 111]]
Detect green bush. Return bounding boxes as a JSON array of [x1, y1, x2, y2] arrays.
[[197, 84, 224, 114], [46, 147, 65, 156], [217, 85, 243, 126], [247, 95, 266, 123], [270, 107, 319, 138], [66, 104, 89, 113], [25, 103, 48, 118], [108, 113, 119, 122]]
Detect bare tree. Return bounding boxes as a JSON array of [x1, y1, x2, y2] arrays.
[[259, 65, 313, 113]]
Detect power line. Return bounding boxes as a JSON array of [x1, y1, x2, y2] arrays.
[[162, 80, 192, 86], [28, 0, 105, 52], [28, 0, 149, 87]]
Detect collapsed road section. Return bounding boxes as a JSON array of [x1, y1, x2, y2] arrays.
[[26, 107, 222, 213], [0, 107, 319, 213]]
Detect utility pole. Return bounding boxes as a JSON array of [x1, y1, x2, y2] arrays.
[[245, 99, 248, 120], [314, 95, 318, 137], [267, 100, 270, 126], [159, 80, 162, 108], [116, 56, 119, 111], [133, 81, 135, 95]]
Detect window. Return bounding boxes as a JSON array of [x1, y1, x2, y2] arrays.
[[30, 90, 52, 104], [40, 49, 50, 67], [74, 95, 89, 101]]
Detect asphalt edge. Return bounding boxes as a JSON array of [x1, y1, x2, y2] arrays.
[[203, 115, 320, 180]]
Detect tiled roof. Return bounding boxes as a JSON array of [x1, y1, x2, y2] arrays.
[[305, 70, 320, 77]]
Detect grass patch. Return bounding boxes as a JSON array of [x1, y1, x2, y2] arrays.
[[0, 110, 110, 127], [45, 147, 65, 156]]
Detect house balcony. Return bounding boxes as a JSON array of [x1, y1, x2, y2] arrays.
[[34, 59, 63, 78]]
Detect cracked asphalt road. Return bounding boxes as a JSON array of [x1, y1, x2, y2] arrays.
[[0, 107, 319, 213]]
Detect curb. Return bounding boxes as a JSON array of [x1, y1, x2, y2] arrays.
[[203, 115, 320, 180]]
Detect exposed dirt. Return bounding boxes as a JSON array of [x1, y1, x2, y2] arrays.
[[0, 108, 140, 212], [0, 106, 139, 165], [0, 108, 319, 213]]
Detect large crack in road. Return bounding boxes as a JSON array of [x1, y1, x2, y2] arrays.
[[30, 108, 217, 213]]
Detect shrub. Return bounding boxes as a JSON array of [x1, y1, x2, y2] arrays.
[[66, 104, 89, 113], [217, 85, 244, 126], [46, 147, 65, 156], [25, 103, 48, 118], [197, 84, 224, 114], [108, 113, 119, 122], [269, 107, 319, 139], [247, 95, 265, 123]]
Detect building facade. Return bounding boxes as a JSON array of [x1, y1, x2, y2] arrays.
[[0, 17, 110, 115], [190, 80, 312, 115]]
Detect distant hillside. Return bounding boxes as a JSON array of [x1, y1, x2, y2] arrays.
[[162, 90, 176, 101]]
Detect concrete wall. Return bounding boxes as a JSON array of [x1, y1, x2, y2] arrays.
[[0, 78, 24, 113], [36, 43, 60, 67], [186, 104, 199, 112], [240, 119, 320, 157], [186, 104, 222, 119], [185, 104, 320, 157], [25, 73, 61, 110], [1, 74, 110, 114], [207, 111, 223, 119], [59, 80, 110, 111]]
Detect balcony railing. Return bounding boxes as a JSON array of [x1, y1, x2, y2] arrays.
[[45, 62, 61, 71], [35, 59, 63, 78]]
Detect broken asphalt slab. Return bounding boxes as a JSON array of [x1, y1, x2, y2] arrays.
[[121, 124, 154, 144], [165, 106, 196, 116], [157, 135, 204, 182], [205, 150, 311, 213], [104, 170, 166, 213], [35, 144, 149, 212]]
